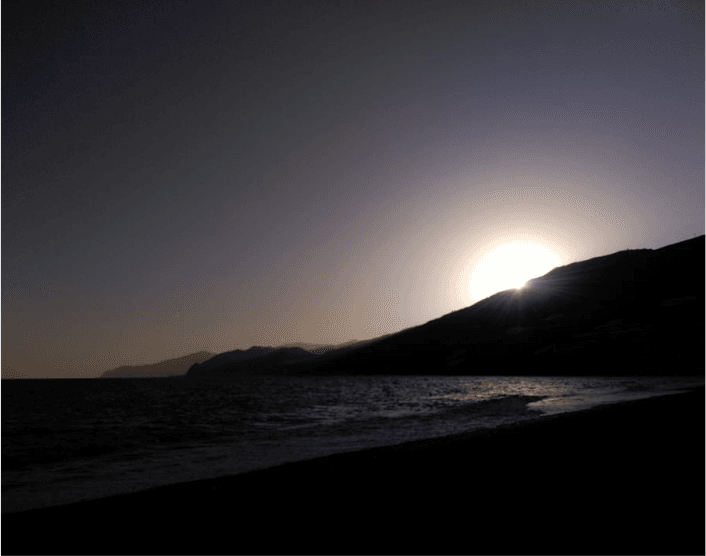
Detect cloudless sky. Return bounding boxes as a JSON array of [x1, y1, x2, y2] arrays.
[[3, 0, 704, 377]]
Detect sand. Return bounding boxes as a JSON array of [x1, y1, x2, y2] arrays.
[[3, 387, 704, 555]]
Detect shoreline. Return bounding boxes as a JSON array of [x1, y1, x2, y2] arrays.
[[3, 386, 704, 555]]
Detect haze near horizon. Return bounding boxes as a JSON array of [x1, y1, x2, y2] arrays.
[[3, 0, 704, 378]]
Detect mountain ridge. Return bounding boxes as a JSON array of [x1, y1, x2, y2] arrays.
[[283, 234, 704, 376], [229, 234, 703, 378], [185, 337, 396, 379], [104, 235, 705, 379]]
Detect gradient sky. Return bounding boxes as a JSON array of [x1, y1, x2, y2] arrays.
[[3, 0, 704, 378]]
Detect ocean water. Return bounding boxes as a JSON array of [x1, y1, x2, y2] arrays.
[[2, 374, 702, 514]]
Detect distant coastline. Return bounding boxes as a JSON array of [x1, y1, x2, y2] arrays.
[[7, 235, 702, 380], [99, 351, 214, 378]]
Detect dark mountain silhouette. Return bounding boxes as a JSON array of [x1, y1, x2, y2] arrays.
[[98, 339, 389, 380], [100, 351, 214, 378], [186, 346, 315, 378], [276, 342, 337, 354], [185, 337, 396, 379], [182, 235, 704, 379], [284, 235, 703, 377], [246, 235, 701, 378], [277, 339, 383, 354], [195, 345, 277, 370]]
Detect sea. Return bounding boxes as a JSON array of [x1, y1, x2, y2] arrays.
[[2, 374, 703, 514]]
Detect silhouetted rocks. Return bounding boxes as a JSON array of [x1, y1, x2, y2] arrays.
[[100, 351, 214, 378]]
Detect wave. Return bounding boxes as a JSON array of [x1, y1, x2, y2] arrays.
[[439, 394, 549, 418]]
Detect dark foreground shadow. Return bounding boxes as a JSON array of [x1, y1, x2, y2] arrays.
[[2, 387, 704, 555]]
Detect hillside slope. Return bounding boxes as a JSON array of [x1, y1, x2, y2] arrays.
[[285, 235, 704, 376]]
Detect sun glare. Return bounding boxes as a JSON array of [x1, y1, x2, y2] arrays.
[[468, 240, 562, 302]]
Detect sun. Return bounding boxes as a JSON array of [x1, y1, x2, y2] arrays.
[[468, 240, 562, 302]]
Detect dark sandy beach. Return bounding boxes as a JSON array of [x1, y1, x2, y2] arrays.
[[3, 386, 704, 556]]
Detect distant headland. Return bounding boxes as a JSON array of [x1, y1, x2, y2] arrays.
[[100, 351, 214, 378]]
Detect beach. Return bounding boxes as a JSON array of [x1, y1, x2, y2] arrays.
[[3, 386, 703, 555]]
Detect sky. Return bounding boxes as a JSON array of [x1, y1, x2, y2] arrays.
[[2, 0, 704, 378]]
